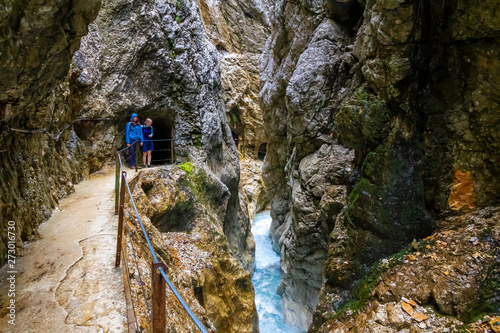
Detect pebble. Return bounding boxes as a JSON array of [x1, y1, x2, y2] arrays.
[[470, 237, 480, 245]]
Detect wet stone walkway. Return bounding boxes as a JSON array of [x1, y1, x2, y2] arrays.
[[0, 168, 128, 332]]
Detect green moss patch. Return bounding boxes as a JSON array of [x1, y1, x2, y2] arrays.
[[179, 162, 195, 176], [178, 163, 221, 209]]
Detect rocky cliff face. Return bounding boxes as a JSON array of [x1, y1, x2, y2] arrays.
[[260, 0, 499, 331], [1, 0, 259, 329], [74, 0, 256, 272], [123, 164, 258, 333], [239, 157, 269, 221], [196, 0, 270, 156], [260, 1, 361, 329], [0, 0, 101, 266], [1, 0, 256, 282], [2, 0, 498, 331]]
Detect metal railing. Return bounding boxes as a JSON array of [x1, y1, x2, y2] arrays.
[[114, 141, 208, 333], [114, 137, 189, 214]]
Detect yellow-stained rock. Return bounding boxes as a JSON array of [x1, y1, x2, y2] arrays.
[[448, 170, 475, 211], [401, 302, 413, 315], [411, 312, 428, 322]]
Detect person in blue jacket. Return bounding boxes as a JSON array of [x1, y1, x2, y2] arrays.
[[125, 113, 144, 168], [142, 118, 154, 168]]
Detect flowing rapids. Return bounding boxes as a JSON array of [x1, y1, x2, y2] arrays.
[[251, 211, 304, 333]]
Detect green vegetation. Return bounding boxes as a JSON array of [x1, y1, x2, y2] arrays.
[[360, 151, 377, 178], [190, 127, 203, 148], [179, 162, 195, 176], [346, 178, 375, 216], [460, 266, 500, 323], [178, 162, 219, 209], [164, 38, 176, 58], [194, 136, 202, 147], [179, 163, 204, 199], [335, 85, 392, 151], [164, 38, 173, 50], [229, 113, 239, 126]]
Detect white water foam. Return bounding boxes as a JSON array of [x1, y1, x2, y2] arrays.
[[251, 211, 304, 333]]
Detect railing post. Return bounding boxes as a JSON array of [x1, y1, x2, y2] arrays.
[[115, 171, 127, 267], [170, 139, 174, 164], [115, 153, 120, 215], [152, 262, 167, 333], [171, 128, 175, 164], [135, 141, 140, 172]]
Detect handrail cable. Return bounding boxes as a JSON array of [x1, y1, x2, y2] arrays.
[[117, 136, 190, 154]]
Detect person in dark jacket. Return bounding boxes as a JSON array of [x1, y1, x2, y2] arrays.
[[142, 118, 154, 168], [125, 113, 144, 168]]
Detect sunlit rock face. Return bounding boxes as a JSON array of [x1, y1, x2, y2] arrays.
[[239, 157, 269, 221], [260, 0, 500, 331], [0, 0, 101, 266], [196, 0, 270, 156], [124, 164, 258, 333]]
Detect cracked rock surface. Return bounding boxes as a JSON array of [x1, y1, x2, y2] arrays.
[[260, 0, 500, 331]]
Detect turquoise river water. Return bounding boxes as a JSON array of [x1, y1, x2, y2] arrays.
[[251, 211, 304, 333]]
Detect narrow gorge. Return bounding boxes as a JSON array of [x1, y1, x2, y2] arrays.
[[0, 0, 499, 333]]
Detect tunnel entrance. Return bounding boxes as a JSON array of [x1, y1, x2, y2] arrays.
[[258, 143, 267, 160], [231, 130, 239, 149], [144, 117, 175, 165]]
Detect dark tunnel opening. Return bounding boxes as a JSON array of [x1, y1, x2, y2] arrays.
[[151, 118, 174, 165], [141, 115, 175, 165], [231, 130, 238, 145], [258, 142, 267, 160]]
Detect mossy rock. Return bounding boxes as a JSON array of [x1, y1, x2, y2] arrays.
[[335, 84, 393, 152], [460, 263, 500, 323], [326, 245, 412, 321], [346, 124, 434, 266], [190, 127, 203, 148], [179, 162, 195, 176], [178, 162, 228, 215]]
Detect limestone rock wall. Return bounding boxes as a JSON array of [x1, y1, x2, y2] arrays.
[[260, 1, 361, 329], [0, 0, 101, 266], [196, 0, 270, 156], [75, 0, 226, 166], [239, 157, 269, 221], [73, 0, 255, 272], [259, 0, 500, 331]]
